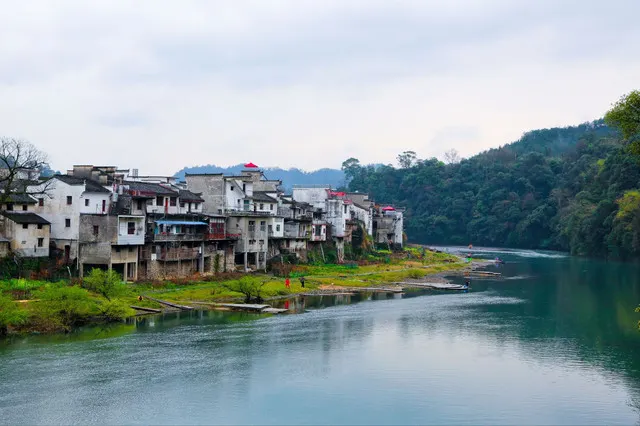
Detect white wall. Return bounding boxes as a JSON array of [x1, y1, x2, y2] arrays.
[[30, 179, 112, 258], [269, 217, 284, 238], [117, 216, 145, 245], [9, 223, 50, 257], [325, 199, 347, 238], [292, 187, 330, 209]]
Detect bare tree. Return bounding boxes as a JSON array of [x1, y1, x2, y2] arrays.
[[443, 148, 462, 164], [397, 151, 418, 168], [0, 137, 53, 204]]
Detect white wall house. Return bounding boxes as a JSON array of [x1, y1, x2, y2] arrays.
[[0, 212, 50, 257], [31, 175, 112, 261]]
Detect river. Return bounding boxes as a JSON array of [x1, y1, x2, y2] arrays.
[[2, 248, 640, 425]]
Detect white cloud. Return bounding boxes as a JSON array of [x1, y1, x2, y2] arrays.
[[0, 0, 638, 174]]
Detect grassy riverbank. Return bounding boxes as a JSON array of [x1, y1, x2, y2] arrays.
[[0, 248, 465, 336]]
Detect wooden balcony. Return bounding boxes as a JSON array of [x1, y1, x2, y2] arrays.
[[152, 233, 205, 242]]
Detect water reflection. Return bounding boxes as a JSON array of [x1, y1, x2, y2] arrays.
[[2, 252, 640, 424]]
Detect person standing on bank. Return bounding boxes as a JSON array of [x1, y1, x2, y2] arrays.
[[299, 277, 305, 288], [285, 278, 290, 289]]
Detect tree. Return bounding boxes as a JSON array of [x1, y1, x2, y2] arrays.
[[222, 276, 268, 303], [605, 90, 640, 154], [0, 137, 53, 203], [82, 268, 126, 301], [443, 148, 462, 164], [341, 157, 362, 183], [397, 151, 417, 168]]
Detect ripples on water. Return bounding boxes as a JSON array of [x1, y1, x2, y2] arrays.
[[1, 253, 639, 425]]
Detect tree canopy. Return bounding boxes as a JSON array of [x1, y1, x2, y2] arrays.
[[344, 114, 640, 260]]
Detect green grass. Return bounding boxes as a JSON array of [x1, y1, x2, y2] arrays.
[[0, 249, 465, 336]]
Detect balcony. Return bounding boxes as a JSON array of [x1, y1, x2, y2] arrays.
[[153, 233, 205, 242], [205, 232, 226, 240]]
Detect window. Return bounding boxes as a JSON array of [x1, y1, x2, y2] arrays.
[[180, 202, 185, 208], [65, 218, 71, 228], [93, 225, 99, 236], [67, 196, 72, 205], [102, 200, 106, 212], [315, 225, 322, 236], [276, 224, 281, 232], [37, 224, 43, 230], [248, 220, 255, 232], [38, 198, 44, 207], [344, 205, 348, 214], [270, 204, 274, 211], [6, 204, 13, 211], [128, 247, 133, 253], [268, 224, 273, 234], [260, 221, 266, 232], [22, 204, 27, 211], [137, 200, 143, 210], [156, 196, 163, 206], [115, 247, 121, 253], [128, 221, 135, 235], [194, 203, 199, 210], [85, 199, 90, 207], [230, 186, 234, 191], [260, 203, 264, 210], [242, 184, 246, 192], [169, 197, 177, 206], [37, 238, 44, 248], [22, 224, 28, 229]]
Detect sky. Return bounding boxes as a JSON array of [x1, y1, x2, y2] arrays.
[[1, 0, 639, 175]]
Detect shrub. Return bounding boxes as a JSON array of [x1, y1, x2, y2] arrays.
[[0, 294, 29, 335], [34, 285, 97, 330], [98, 300, 135, 321], [407, 269, 425, 279], [222, 276, 267, 303], [82, 269, 127, 301]]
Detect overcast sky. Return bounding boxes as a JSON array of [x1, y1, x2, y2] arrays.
[[1, 1, 638, 175]]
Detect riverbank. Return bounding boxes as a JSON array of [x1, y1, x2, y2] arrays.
[[0, 247, 472, 336]]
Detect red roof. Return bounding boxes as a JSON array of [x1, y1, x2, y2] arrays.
[[244, 162, 259, 168], [382, 206, 395, 211]]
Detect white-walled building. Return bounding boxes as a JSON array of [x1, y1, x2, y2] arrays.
[[0, 212, 50, 257], [31, 175, 112, 263]]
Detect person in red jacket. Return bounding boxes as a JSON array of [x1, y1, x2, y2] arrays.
[[285, 278, 290, 289]]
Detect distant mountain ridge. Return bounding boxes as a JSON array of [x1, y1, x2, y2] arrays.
[[174, 164, 345, 192]]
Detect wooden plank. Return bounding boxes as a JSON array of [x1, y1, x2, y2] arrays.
[[143, 296, 194, 310], [130, 305, 162, 313], [398, 282, 468, 291], [216, 303, 269, 312]]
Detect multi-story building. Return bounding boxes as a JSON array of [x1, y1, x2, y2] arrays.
[[31, 174, 112, 264], [373, 205, 405, 249]]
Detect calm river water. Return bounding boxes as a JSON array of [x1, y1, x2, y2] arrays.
[[2, 248, 640, 425]]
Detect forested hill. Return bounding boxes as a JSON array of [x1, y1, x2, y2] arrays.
[[344, 120, 640, 260], [174, 164, 344, 191]]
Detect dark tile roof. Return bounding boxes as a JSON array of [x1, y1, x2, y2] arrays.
[[3, 193, 37, 204], [54, 175, 111, 193], [178, 189, 204, 202], [123, 181, 178, 196], [252, 191, 278, 202], [2, 212, 50, 225]]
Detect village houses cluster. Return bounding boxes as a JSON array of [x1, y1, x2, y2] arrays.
[[0, 163, 404, 280]]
